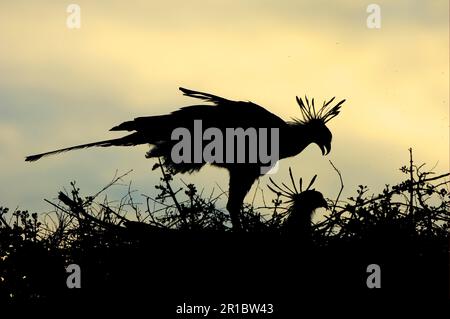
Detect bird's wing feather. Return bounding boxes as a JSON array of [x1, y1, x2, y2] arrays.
[[110, 88, 287, 133], [174, 88, 287, 129], [178, 87, 230, 104], [26, 88, 288, 163]]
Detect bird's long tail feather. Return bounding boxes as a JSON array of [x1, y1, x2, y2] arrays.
[[25, 134, 142, 162]]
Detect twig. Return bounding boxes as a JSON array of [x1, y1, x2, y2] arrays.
[[409, 148, 414, 219], [329, 160, 344, 214], [89, 169, 133, 203], [157, 158, 186, 225]]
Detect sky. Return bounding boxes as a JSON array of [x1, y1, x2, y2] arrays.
[[0, 0, 448, 214]]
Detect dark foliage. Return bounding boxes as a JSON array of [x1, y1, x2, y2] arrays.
[[1, 152, 449, 308]]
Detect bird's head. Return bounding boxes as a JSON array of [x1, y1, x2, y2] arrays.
[[292, 189, 328, 213], [291, 95, 345, 156], [305, 119, 332, 156], [268, 172, 329, 217], [268, 173, 328, 235]]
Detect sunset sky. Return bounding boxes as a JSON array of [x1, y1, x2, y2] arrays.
[[0, 1, 448, 214]]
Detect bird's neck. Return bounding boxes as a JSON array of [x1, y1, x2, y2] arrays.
[[285, 203, 313, 238], [280, 124, 314, 159]]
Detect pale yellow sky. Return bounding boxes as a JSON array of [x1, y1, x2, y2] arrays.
[[0, 1, 448, 211]]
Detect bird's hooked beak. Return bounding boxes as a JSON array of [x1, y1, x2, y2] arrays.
[[320, 143, 331, 156]]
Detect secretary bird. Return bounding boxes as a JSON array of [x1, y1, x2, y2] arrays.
[[26, 87, 345, 230]]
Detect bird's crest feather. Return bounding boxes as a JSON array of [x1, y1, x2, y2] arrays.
[[295, 95, 345, 124]]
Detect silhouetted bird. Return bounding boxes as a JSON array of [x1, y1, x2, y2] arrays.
[[284, 190, 328, 239], [25, 88, 344, 230], [269, 172, 328, 240]]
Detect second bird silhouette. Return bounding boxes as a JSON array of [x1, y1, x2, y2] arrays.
[[26, 87, 345, 230]]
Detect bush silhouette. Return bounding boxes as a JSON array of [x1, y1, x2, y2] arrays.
[[1, 150, 449, 306]]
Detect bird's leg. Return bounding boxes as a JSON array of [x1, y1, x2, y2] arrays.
[[226, 198, 243, 231], [227, 170, 258, 231]]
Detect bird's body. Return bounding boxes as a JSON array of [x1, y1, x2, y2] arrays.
[[26, 88, 344, 230], [269, 173, 328, 241], [283, 190, 328, 241]]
